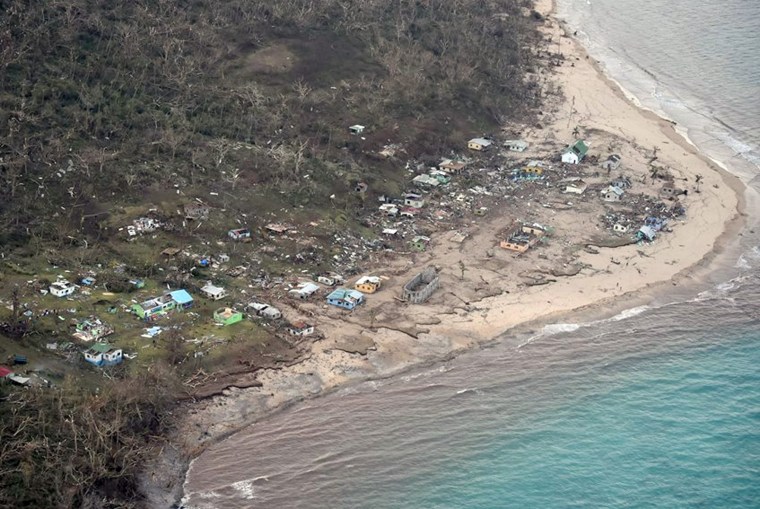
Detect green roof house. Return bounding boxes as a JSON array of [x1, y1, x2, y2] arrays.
[[561, 140, 589, 164]]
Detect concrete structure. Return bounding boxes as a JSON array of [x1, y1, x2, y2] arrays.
[[326, 288, 365, 310], [355, 276, 381, 294], [402, 267, 440, 304], [200, 283, 227, 301], [228, 228, 251, 241], [637, 225, 657, 242], [83, 343, 123, 367], [613, 223, 630, 233], [73, 317, 113, 342], [468, 138, 493, 151], [404, 193, 425, 208], [439, 159, 467, 174], [411, 235, 431, 252], [563, 179, 588, 194], [561, 139, 589, 164], [49, 280, 77, 297], [214, 307, 243, 326], [379, 203, 399, 216], [248, 302, 282, 320], [184, 202, 210, 220], [504, 139, 528, 152], [349, 124, 365, 135], [289, 282, 320, 299], [287, 323, 315, 336], [500, 224, 547, 253], [601, 154, 621, 171], [603, 185, 624, 202]]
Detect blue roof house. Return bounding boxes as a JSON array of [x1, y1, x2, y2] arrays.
[[327, 288, 365, 310], [169, 289, 194, 309]]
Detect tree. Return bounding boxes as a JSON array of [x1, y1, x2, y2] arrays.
[[695, 174, 703, 193]]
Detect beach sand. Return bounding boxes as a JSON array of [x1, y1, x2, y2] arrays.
[[146, 1, 746, 505]]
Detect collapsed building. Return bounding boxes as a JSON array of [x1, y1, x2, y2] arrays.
[[402, 266, 440, 304]]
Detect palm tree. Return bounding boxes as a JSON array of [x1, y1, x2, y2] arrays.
[[695, 174, 703, 193]]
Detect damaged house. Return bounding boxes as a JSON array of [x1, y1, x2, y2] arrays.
[[402, 266, 440, 304], [499, 224, 547, 253]]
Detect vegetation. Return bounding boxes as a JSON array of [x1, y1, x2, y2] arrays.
[[0, 0, 545, 506], [1, 0, 543, 250], [0, 367, 181, 508]]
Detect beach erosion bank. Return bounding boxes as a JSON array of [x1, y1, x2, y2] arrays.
[[150, 1, 751, 506]]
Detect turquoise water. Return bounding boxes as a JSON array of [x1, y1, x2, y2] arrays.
[[411, 337, 760, 509], [183, 285, 760, 508], [182, 0, 760, 505]]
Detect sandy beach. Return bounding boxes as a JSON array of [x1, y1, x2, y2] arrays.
[[148, 0, 747, 505]]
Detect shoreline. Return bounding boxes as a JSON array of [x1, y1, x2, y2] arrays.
[[155, 1, 751, 506]]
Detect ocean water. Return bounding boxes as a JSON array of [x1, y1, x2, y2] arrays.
[[181, 2, 760, 507]]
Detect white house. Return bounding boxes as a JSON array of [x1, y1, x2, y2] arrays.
[[349, 124, 365, 135], [468, 138, 493, 151], [248, 302, 282, 320], [49, 281, 77, 298], [289, 282, 320, 299], [404, 193, 425, 208], [613, 223, 630, 233], [287, 322, 315, 336], [563, 179, 588, 194], [603, 185, 624, 202], [200, 283, 227, 300], [379, 203, 399, 216], [561, 140, 589, 164], [83, 343, 123, 367], [503, 139, 529, 152]]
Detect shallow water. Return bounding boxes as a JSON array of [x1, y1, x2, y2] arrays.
[[182, 2, 760, 507]]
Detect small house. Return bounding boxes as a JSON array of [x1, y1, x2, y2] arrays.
[[379, 203, 399, 217], [200, 283, 227, 301], [660, 184, 684, 198], [248, 302, 282, 320], [132, 289, 193, 320], [161, 247, 181, 257], [468, 138, 493, 151], [499, 224, 547, 253], [73, 317, 114, 342], [637, 225, 657, 242], [524, 160, 548, 175], [603, 185, 624, 202], [184, 202, 210, 221], [561, 140, 589, 164], [404, 193, 425, 208], [214, 307, 243, 326], [228, 228, 251, 241], [265, 223, 289, 234], [400, 207, 420, 218], [411, 235, 431, 252], [49, 281, 77, 298], [563, 179, 588, 194], [354, 276, 381, 294], [0, 366, 13, 380], [412, 174, 440, 188], [611, 176, 632, 189], [287, 322, 315, 336], [613, 223, 630, 233], [382, 228, 400, 238], [439, 159, 467, 174], [316, 273, 344, 287], [289, 282, 320, 300], [83, 343, 123, 367], [349, 125, 365, 135], [326, 288, 365, 310], [355, 182, 368, 194], [601, 154, 621, 171], [429, 170, 451, 185], [504, 140, 529, 152]]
